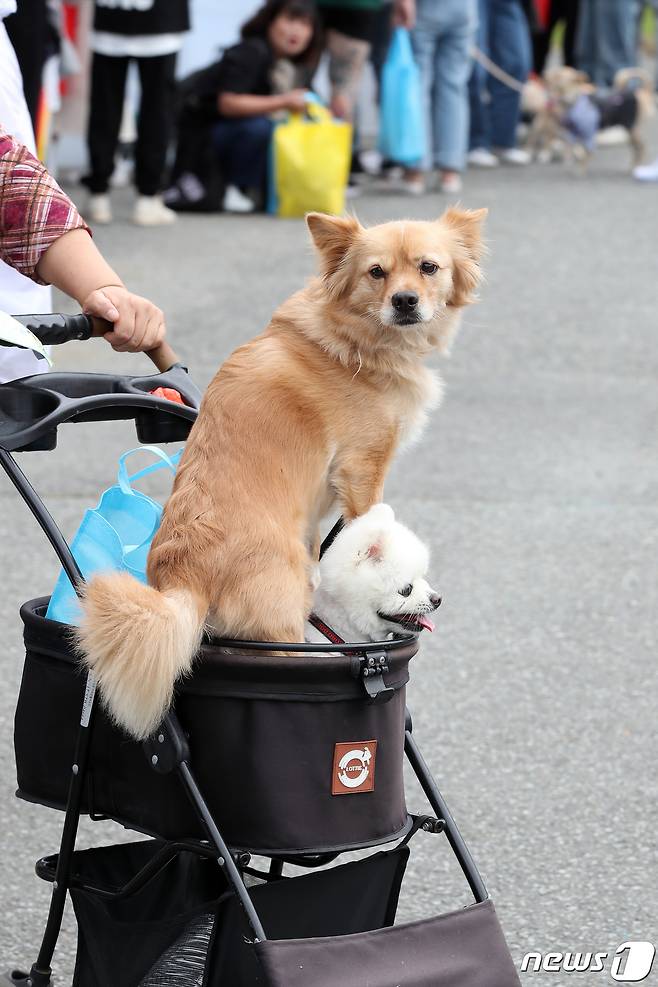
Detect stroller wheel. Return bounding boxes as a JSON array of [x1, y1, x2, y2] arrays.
[[0, 974, 33, 985]]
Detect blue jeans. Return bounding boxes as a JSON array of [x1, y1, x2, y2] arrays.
[[469, 0, 532, 151], [212, 115, 273, 189], [576, 0, 641, 88], [411, 0, 477, 172]]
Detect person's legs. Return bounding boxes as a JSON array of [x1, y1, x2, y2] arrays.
[[575, 0, 596, 78], [325, 27, 372, 122], [135, 52, 178, 196], [86, 52, 129, 194], [369, 1, 394, 89], [563, 0, 581, 68], [432, 0, 477, 175], [410, 1, 439, 173], [533, 27, 551, 75], [0, 20, 52, 378], [3, 0, 49, 127], [212, 116, 274, 190], [488, 0, 532, 150], [596, 0, 641, 87], [535, 0, 573, 72], [469, 0, 493, 153]]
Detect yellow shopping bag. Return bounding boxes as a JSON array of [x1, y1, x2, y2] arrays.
[[270, 102, 352, 218]]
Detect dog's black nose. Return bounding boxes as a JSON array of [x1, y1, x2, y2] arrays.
[[429, 594, 442, 609], [392, 291, 419, 311]]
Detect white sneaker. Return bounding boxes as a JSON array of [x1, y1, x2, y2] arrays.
[[387, 172, 426, 195], [400, 177, 425, 195], [345, 182, 362, 199], [496, 147, 531, 166], [440, 172, 463, 194], [222, 185, 256, 213], [633, 158, 658, 182], [467, 148, 499, 168], [110, 156, 133, 189], [358, 149, 383, 176], [88, 193, 112, 224], [133, 195, 177, 226]]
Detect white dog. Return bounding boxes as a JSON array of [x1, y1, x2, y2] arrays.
[[306, 504, 440, 644]]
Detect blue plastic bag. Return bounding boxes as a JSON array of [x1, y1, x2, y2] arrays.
[[378, 27, 426, 167], [46, 445, 181, 625]]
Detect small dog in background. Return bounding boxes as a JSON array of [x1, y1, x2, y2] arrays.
[[306, 504, 440, 644], [526, 67, 655, 171]]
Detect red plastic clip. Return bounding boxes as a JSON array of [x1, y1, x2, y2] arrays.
[[149, 386, 185, 405]]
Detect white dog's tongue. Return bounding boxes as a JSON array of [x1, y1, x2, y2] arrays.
[[417, 615, 435, 632]]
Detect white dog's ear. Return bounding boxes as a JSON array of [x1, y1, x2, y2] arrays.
[[357, 540, 384, 564], [365, 503, 395, 523]]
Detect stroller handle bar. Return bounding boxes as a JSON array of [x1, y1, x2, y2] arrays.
[[0, 312, 201, 452], [12, 312, 179, 373]]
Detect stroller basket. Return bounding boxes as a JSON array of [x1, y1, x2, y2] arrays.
[[15, 599, 417, 854], [46, 838, 517, 987]]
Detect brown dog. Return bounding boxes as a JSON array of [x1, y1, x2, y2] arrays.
[[77, 207, 487, 738]]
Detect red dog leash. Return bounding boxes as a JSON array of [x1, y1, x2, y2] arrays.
[[307, 613, 345, 646]]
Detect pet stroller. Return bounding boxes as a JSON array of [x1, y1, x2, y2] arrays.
[[1, 315, 521, 987]]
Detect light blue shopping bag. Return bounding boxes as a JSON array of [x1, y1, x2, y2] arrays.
[[46, 445, 181, 625], [378, 27, 426, 167]]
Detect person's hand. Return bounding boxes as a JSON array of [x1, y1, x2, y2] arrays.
[[82, 285, 166, 353], [392, 0, 415, 28], [281, 88, 308, 113], [330, 91, 352, 121]]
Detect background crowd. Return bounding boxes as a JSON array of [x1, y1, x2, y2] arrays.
[[2, 0, 658, 226]]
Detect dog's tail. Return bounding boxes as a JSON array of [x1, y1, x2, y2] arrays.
[[613, 67, 656, 117], [75, 572, 207, 740]]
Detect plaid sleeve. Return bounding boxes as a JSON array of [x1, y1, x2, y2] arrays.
[[0, 132, 91, 284]]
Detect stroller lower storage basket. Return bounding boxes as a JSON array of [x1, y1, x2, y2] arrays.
[[15, 599, 416, 853], [60, 839, 519, 987]]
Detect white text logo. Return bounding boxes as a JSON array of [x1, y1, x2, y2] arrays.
[[521, 942, 655, 981]]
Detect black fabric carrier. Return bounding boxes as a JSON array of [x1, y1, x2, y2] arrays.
[[15, 599, 415, 853]]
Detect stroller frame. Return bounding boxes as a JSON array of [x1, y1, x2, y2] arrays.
[[0, 316, 495, 987]]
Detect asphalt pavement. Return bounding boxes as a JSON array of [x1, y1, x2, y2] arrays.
[[1, 138, 657, 985]]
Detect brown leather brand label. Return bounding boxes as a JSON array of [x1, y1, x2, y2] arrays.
[[332, 741, 377, 795]]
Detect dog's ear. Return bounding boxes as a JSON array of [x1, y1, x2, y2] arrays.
[[358, 540, 384, 564], [366, 503, 395, 524], [306, 213, 362, 280], [440, 207, 488, 309]]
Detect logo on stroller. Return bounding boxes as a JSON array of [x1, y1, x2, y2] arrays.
[[332, 741, 377, 795]]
